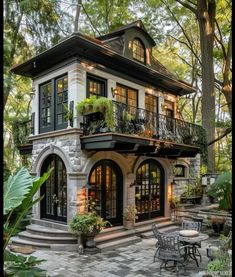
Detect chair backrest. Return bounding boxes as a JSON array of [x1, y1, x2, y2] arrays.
[[156, 232, 180, 252], [182, 220, 201, 232], [152, 223, 162, 238]]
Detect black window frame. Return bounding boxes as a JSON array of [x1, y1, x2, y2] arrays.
[[39, 74, 68, 134], [132, 38, 146, 64], [116, 83, 138, 111], [86, 73, 107, 98]]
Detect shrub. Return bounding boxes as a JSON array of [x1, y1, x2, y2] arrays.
[[207, 172, 232, 211]]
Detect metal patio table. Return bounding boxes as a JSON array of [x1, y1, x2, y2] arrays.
[[171, 231, 209, 267]]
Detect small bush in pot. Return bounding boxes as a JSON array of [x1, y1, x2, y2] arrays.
[[69, 211, 111, 249], [123, 205, 138, 229]]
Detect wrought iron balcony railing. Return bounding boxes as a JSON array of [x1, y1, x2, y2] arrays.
[[82, 101, 207, 149]]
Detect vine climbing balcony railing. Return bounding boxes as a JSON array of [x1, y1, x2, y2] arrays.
[[82, 101, 207, 151], [13, 113, 35, 147]]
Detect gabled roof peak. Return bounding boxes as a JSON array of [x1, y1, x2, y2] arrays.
[[96, 20, 156, 46]]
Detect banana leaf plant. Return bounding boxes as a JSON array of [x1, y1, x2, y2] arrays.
[[4, 167, 53, 276], [4, 167, 53, 250]]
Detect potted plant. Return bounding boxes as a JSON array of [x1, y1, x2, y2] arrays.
[[210, 215, 225, 235], [69, 211, 111, 250], [76, 96, 114, 129], [123, 205, 138, 229]]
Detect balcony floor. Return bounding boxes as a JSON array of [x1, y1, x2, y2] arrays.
[[81, 132, 199, 158]]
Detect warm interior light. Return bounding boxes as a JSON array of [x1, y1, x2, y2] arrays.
[[111, 87, 118, 98]]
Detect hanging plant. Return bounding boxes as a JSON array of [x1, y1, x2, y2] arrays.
[[76, 96, 114, 129]]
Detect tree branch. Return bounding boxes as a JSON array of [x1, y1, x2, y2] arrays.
[[175, 0, 197, 15], [207, 128, 232, 146], [81, 2, 102, 36]]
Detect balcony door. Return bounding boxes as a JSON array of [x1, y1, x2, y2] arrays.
[[40, 154, 67, 223], [135, 159, 164, 221], [88, 160, 123, 225]]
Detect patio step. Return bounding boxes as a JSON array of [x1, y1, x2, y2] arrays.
[[135, 220, 176, 236], [26, 224, 73, 237], [97, 236, 141, 252], [18, 231, 77, 244], [140, 225, 181, 239], [10, 237, 78, 251]]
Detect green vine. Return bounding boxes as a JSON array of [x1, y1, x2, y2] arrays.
[[76, 96, 114, 129]]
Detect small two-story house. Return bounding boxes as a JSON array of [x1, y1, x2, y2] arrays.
[[11, 20, 206, 247]]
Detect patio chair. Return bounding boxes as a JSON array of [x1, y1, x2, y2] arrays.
[[207, 231, 232, 261], [181, 220, 202, 262], [155, 232, 188, 276], [152, 224, 162, 262]]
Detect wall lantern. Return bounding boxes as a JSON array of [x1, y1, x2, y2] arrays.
[[130, 180, 138, 187], [162, 104, 168, 111], [201, 176, 207, 186], [171, 180, 177, 186], [111, 87, 118, 98]]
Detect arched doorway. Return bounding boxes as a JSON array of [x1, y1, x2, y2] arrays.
[[40, 154, 67, 223], [135, 159, 164, 221], [89, 160, 123, 225]]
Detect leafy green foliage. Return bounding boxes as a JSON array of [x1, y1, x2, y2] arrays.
[[4, 250, 47, 277], [4, 168, 33, 215], [207, 172, 232, 211], [69, 212, 111, 235], [76, 96, 114, 129], [4, 168, 53, 250]]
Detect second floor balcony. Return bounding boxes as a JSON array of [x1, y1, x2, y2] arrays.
[[81, 101, 207, 159]]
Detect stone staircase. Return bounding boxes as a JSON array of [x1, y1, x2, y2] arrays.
[[10, 217, 178, 252]]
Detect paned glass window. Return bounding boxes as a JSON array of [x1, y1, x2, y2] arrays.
[[56, 75, 68, 126], [132, 38, 145, 63], [145, 93, 158, 114], [39, 74, 68, 133], [116, 84, 138, 115], [87, 75, 106, 97]]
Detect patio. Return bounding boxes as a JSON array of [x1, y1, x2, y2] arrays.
[[27, 234, 221, 276]]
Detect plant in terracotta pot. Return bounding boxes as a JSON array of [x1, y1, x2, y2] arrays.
[[123, 205, 138, 229], [69, 211, 111, 250], [210, 215, 225, 235]]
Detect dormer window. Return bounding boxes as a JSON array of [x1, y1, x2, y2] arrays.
[[132, 38, 145, 64]]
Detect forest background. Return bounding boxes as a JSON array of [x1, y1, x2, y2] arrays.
[[3, 0, 232, 179]]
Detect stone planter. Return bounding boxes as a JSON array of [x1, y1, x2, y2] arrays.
[[124, 220, 134, 229]]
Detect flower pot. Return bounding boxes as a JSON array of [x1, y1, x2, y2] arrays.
[[85, 229, 100, 248], [124, 220, 134, 230], [212, 222, 224, 234]]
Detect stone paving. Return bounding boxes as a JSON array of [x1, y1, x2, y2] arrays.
[[30, 237, 217, 277]]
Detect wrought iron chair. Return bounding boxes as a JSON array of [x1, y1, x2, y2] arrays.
[[152, 224, 162, 262], [155, 232, 188, 276], [181, 220, 202, 263]]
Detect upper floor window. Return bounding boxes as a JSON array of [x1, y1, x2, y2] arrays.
[[39, 75, 68, 133], [132, 38, 145, 64], [116, 84, 138, 115], [87, 74, 107, 97], [145, 93, 158, 114]]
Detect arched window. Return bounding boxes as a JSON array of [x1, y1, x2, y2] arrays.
[[132, 38, 145, 64], [40, 154, 67, 222], [135, 159, 164, 221], [89, 160, 123, 225]]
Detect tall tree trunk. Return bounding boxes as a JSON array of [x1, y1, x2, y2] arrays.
[[197, 0, 216, 172]]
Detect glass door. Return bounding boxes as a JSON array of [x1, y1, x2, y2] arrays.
[[40, 154, 67, 223], [89, 160, 123, 225], [135, 159, 164, 221]]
